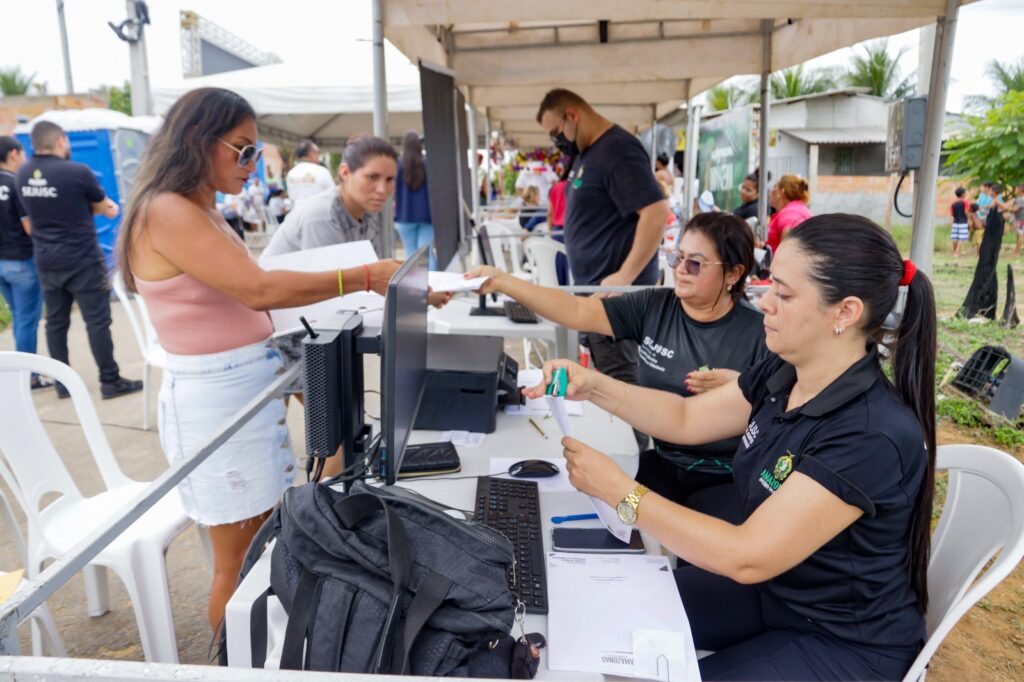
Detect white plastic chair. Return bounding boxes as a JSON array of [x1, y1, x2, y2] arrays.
[[0, 352, 192, 663], [481, 221, 532, 281], [0, 489, 66, 657], [523, 237, 572, 287], [902, 444, 1024, 682], [111, 271, 166, 430]]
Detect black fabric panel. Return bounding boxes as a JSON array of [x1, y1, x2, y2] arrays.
[[419, 64, 464, 269]]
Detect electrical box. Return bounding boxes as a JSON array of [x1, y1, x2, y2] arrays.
[[885, 96, 928, 173]]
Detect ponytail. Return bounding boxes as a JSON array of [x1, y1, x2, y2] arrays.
[[892, 270, 937, 613], [787, 214, 937, 613]]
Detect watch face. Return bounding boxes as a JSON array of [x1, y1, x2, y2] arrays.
[[617, 500, 637, 525]]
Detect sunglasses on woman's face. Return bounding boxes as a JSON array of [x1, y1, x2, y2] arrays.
[[667, 250, 725, 276], [220, 139, 263, 167]]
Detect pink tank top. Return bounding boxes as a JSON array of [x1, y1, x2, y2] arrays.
[[135, 271, 273, 355]]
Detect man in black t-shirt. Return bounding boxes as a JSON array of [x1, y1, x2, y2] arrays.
[[0, 136, 50, 389], [17, 121, 141, 399], [536, 89, 669, 449]]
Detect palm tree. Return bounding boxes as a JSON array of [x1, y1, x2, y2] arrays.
[[705, 82, 753, 112], [0, 66, 36, 96], [964, 56, 1024, 111], [744, 66, 838, 102], [844, 39, 913, 99]]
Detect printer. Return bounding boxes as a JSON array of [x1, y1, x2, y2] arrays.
[[414, 334, 521, 434]]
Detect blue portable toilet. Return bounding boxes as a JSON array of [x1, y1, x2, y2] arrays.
[[15, 109, 160, 270]]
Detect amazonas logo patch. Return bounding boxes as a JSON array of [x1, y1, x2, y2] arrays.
[[759, 451, 795, 493]]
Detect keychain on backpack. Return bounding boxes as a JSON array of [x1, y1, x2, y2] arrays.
[[509, 599, 544, 678]]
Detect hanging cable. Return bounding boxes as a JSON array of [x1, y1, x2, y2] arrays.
[[893, 172, 913, 218]]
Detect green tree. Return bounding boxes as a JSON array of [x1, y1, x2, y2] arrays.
[[0, 66, 36, 95], [844, 39, 913, 98], [945, 90, 1024, 189], [705, 82, 752, 112], [964, 56, 1024, 111], [745, 65, 838, 102], [108, 81, 132, 115]]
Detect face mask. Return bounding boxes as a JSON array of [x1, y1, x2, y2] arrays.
[[552, 115, 580, 158]]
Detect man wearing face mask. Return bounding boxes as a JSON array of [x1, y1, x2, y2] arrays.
[[536, 89, 669, 451], [17, 120, 141, 399]]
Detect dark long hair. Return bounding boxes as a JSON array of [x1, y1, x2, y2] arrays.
[[786, 214, 937, 613], [401, 131, 425, 190], [682, 212, 755, 302], [116, 88, 256, 291]]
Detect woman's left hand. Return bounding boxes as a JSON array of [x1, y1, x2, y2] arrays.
[[427, 288, 454, 308], [685, 368, 739, 394], [562, 436, 635, 504]]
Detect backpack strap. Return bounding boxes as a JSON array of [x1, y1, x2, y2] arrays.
[[393, 570, 454, 674], [238, 506, 282, 586], [279, 567, 320, 670], [333, 493, 413, 674], [250, 586, 272, 668]]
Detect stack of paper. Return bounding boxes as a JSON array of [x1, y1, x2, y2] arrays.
[[546, 553, 699, 681]]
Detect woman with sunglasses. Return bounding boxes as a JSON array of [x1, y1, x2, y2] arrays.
[[527, 215, 937, 680], [466, 212, 767, 520], [115, 88, 402, 633]]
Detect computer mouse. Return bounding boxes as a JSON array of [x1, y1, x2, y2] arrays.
[[508, 459, 560, 478]]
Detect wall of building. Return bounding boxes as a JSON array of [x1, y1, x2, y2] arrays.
[[0, 95, 109, 136], [817, 144, 887, 176], [812, 175, 961, 227]]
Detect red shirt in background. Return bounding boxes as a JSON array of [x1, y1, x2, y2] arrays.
[[766, 200, 812, 253], [549, 180, 567, 227]]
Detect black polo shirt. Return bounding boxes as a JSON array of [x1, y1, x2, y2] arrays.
[[0, 170, 32, 261], [564, 125, 664, 286], [603, 288, 768, 469], [17, 154, 106, 271], [735, 350, 927, 649]]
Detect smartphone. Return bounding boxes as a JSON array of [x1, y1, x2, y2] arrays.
[[551, 527, 645, 554]]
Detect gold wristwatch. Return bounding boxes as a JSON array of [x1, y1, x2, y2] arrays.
[[616, 484, 650, 525]]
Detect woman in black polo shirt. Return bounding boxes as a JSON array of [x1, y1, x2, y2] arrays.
[[468, 212, 767, 522], [526, 214, 936, 681]]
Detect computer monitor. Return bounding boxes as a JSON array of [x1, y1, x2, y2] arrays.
[[379, 245, 430, 484], [471, 225, 504, 316]]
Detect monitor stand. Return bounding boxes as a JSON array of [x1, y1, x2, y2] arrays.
[[469, 294, 506, 317]]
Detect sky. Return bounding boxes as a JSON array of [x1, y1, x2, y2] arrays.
[[0, 0, 1020, 113]]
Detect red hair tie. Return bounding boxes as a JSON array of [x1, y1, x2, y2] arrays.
[[899, 259, 917, 287]]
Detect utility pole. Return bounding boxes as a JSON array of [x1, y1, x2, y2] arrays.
[[371, 0, 395, 258], [56, 0, 74, 93], [108, 1, 152, 115]]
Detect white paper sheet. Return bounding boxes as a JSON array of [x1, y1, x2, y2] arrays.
[[428, 271, 489, 293], [546, 554, 696, 678], [258, 241, 381, 335], [440, 430, 487, 448], [488, 457, 575, 493]]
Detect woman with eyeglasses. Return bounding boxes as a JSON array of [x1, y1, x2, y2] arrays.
[[466, 212, 767, 521], [115, 88, 402, 632], [526, 215, 937, 680]]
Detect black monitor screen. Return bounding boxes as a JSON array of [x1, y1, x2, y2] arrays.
[[380, 245, 430, 484]]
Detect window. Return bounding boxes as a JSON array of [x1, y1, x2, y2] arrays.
[[836, 147, 854, 175]]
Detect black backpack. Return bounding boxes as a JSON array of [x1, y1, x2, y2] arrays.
[[238, 480, 531, 676]]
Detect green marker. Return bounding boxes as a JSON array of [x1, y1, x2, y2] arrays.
[[546, 367, 568, 397]]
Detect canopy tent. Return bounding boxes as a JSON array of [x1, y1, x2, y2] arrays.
[[150, 62, 425, 151], [380, 0, 972, 271]]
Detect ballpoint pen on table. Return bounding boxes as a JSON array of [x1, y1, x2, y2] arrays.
[[528, 418, 548, 439], [550, 513, 600, 524]]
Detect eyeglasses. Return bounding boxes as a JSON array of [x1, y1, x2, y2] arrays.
[[667, 251, 725, 276], [219, 139, 263, 167]]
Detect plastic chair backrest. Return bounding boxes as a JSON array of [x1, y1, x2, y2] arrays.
[[111, 271, 160, 361], [902, 444, 1024, 681], [523, 237, 570, 287], [0, 353, 132, 527], [481, 221, 525, 275]]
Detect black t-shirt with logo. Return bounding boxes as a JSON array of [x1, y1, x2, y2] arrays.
[[735, 350, 927, 650], [602, 287, 768, 469], [0, 170, 32, 261], [565, 125, 664, 286], [17, 154, 106, 270]]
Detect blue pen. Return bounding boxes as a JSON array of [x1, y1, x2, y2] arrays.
[[550, 513, 600, 524]]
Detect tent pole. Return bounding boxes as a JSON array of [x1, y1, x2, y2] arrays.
[[649, 105, 657, 171], [371, 0, 395, 258], [683, 104, 700, 222], [467, 90, 481, 223], [484, 115, 492, 206], [756, 19, 772, 243], [910, 0, 959, 275], [56, 1, 74, 93]]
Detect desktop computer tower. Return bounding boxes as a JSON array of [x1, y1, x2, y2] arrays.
[[414, 334, 515, 434]]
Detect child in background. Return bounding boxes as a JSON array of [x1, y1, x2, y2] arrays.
[[950, 187, 969, 258], [1011, 184, 1024, 258]]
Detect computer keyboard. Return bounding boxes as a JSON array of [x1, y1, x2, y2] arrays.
[[474, 477, 548, 614], [504, 301, 539, 324]]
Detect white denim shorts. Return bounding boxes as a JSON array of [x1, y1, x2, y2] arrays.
[[158, 340, 296, 526]]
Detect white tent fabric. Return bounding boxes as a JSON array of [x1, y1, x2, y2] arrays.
[[150, 63, 423, 150], [383, 0, 977, 146]]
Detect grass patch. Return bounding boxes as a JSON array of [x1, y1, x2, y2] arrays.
[[0, 298, 9, 333]]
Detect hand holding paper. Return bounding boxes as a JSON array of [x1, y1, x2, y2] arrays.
[[428, 271, 489, 293]]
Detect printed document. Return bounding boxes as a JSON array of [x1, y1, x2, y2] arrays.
[[428, 271, 489, 293], [546, 553, 698, 680]]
